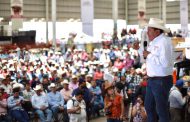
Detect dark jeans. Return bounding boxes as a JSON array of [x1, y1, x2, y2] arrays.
[[107, 118, 122, 122], [10, 109, 29, 122], [145, 76, 173, 122], [92, 103, 104, 116]]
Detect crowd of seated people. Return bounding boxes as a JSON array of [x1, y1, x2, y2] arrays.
[[0, 36, 189, 122]]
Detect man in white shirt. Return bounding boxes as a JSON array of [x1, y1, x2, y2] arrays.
[[67, 90, 86, 122], [31, 85, 52, 122], [143, 18, 173, 122]]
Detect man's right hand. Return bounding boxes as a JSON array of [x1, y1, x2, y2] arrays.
[[75, 106, 81, 111], [16, 101, 21, 106]]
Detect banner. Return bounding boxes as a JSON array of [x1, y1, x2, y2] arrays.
[[180, 0, 188, 37], [81, 0, 94, 36], [138, 0, 146, 28]]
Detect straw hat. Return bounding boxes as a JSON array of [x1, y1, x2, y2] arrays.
[[147, 18, 170, 33]]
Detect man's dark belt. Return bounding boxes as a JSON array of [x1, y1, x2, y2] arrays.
[[148, 75, 172, 80]]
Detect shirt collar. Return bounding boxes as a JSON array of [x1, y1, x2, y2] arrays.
[[153, 33, 164, 43]]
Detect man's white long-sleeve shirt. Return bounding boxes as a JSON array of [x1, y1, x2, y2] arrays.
[[31, 93, 49, 109], [146, 34, 174, 77]]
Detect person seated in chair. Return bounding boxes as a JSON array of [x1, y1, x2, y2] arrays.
[[0, 92, 11, 122], [89, 80, 104, 117], [7, 87, 29, 122], [47, 83, 65, 122], [31, 85, 52, 122], [22, 82, 35, 113]]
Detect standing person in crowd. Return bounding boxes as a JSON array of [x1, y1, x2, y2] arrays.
[[104, 81, 124, 122], [47, 83, 65, 122], [67, 90, 87, 122], [169, 79, 186, 122], [72, 78, 92, 121], [132, 95, 147, 122], [143, 18, 173, 122], [7, 87, 29, 122], [89, 80, 104, 117], [31, 85, 52, 122]]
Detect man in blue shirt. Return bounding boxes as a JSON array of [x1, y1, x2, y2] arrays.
[[108, 49, 116, 65], [89, 80, 104, 117], [47, 83, 65, 121], [7, 87, 29, 122]]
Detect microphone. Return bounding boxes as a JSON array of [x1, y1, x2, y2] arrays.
[[143, 41, 147, 51], [143, 41, 148, 59]]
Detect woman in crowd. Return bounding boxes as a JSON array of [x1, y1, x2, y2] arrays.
[[104, 81, 124, 122], [132, 95, 147, 122]]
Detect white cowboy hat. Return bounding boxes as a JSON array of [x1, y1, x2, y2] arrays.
[[147, 18, 170, 33], [72, 75, 77, 79], [48, 83, 56, 89], [61, 79, 69, 85], [13, 83, 23, 89], [34, 85, 42, 91], [112, 67, 118, 73], [86, 74, 93, 78], [81, 71, 86, 75]]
